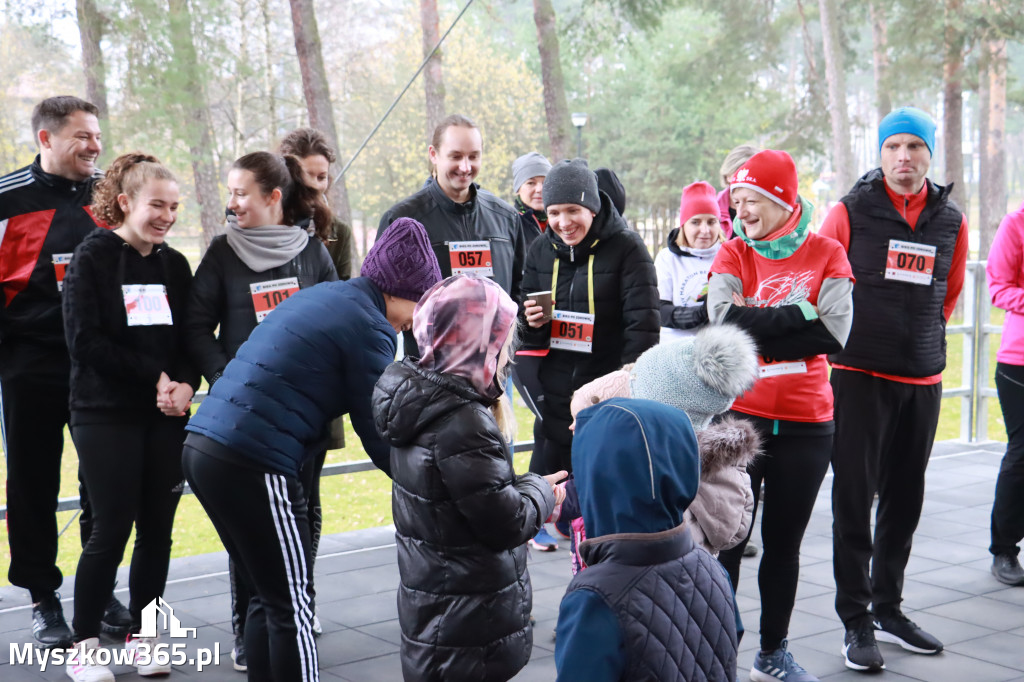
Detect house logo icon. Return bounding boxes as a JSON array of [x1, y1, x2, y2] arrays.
[[136, 597, 197, 639]]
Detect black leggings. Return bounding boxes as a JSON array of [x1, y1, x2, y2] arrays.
[[993, 362, 1024, 556], [183, 443, 318, 682], [717, 415, 832, 652], [70, 415, 187, 638]]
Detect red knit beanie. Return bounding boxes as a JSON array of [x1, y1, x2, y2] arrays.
[[678, 181, 719, 226], [729, 150, 798, 212]]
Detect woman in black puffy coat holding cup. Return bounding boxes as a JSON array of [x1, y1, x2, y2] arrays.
[[521, 159, 660, 474]]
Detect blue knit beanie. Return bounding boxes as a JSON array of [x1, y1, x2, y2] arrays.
[[879, 107, 936, 156]]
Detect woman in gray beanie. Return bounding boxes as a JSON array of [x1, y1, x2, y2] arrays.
[[521, 158, 659, 476]]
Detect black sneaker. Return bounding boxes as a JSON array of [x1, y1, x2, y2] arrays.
[[992, 554, 1024, 586], [873, 610, 943, 654], [231, 635, 247, 672], [743, 543, 760, 558], [842, 618, 885, 672], [31, 592, 72, 649], [100, 593, 131, 637]]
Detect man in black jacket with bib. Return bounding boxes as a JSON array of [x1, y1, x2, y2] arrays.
[[0, 96, 128, 648], [377, 114, 525, 357], [820, 107, 968, 674]]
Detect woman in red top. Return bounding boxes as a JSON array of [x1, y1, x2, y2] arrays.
[[707, 150, 854, 682]]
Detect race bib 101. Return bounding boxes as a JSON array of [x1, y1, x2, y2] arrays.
[[250, 277, 299, 323]]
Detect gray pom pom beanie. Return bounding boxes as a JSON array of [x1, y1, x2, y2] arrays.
[[543, 158, 601, 214], [629, 324, 759, 430]]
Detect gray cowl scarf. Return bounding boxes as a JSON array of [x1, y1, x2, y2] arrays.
[[224, 214, 312, 272]]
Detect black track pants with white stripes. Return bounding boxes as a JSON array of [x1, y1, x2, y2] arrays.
[[183, 443, 318, 682]]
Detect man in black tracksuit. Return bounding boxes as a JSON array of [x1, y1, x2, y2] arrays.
[[377, 113, 526, 357], [0, 96, 127, 647], [820, 107, 969, 674]]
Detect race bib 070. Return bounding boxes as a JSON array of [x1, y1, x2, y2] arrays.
[[885, 240, 936, 286]]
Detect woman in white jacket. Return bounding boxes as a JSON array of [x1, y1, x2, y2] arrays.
[[655, 181, 724, 342]]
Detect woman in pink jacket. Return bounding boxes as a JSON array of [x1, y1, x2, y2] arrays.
[[986, 201, 1024, 587]]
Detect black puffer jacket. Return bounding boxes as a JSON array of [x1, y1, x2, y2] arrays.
[[372, 358, 555, 682], [63, 229, 199, 415], [183, 234, 336, 384], [520, 191, 659, 466]]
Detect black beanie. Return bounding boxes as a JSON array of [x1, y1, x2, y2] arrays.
[[543, 158, 601, 214]]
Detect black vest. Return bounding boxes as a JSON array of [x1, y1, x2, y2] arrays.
[[567, 525, 737, 681], [829, 171, 961, 377]]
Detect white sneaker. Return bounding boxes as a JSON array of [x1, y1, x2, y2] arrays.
[[311, 613, 323, 637], [66, 638, 114, 682], [125, 634, 173, 676]]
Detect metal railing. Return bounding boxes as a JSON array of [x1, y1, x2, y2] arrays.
[[942, 260, 1001, 443], [0, 441, 534, 520], [0, 262, 1003, 519]]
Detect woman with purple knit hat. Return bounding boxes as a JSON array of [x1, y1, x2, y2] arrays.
[[182, 217, 441, 682]]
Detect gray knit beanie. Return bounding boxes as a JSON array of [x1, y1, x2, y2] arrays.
[[630, 324, 759, 431], [543, 158, 601, 214], [511, 152, 552, 193]]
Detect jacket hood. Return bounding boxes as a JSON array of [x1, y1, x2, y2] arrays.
[[696, 415, 761, 474], [373, 358, 484, 447], [732, 195, 814, 260], [413, 274, 517, 401], [572, 398, 700, 538]]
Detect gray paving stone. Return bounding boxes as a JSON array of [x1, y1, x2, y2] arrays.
[[4, 441, 1023, 681]]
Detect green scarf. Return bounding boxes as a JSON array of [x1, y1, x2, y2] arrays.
[[732, 196, 814, 260]]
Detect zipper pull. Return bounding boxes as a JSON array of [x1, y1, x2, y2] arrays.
[[570, 245, 575, 263]]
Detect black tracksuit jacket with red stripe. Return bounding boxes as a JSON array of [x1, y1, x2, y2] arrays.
[[0, 156, 104, 349]]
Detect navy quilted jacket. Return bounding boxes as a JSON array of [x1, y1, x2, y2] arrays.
[[555, 398, 738, 681], [185, 277, 395, 477]]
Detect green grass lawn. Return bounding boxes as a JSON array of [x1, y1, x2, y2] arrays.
[[0, 318, 1008, 587]]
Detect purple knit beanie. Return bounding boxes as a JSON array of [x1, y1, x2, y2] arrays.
[[361, 217, 441, 301]]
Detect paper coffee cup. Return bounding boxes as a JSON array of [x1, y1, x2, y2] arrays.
[[528, 290, 553, 321]]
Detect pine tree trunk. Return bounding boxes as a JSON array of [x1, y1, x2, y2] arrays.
[[420, 0, 445, 143], [868, 0, 891, 122], [979, 52, 991, 257], [533, 0, 572, 161], [167, 0, 224, 248], [943, 0, 966, 210], [980, 38, 1007, 259], [818, 0, 855, 194], [288, 0, 352, 224], [76, 0, 110, 145], [262, 0, 277, 147]]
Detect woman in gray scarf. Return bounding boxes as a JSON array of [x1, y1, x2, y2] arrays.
[[182, 150, 337, 671]]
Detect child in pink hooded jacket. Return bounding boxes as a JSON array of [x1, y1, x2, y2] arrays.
[[559, 323, 760, 572]]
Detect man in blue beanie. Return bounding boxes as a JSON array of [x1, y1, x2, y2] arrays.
[[820, 107, 968, 673]]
